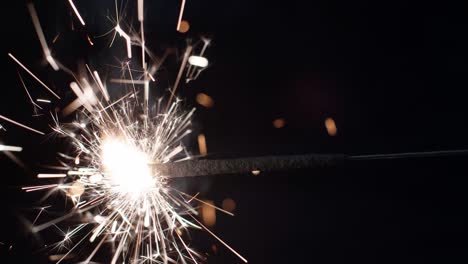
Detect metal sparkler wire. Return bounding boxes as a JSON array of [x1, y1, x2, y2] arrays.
[[153, 149, 468, 177]]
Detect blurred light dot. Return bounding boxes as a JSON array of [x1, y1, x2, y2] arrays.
[[94, 215, 105, 223], [49, 254, 74, 261], [200, 200, 216, 227], [68, 181, 85, 197], [222, 198, 237, 213], [178, 20, 190, 33], [197, 134, 207, 156], [273, 118, 285, 128], [325, 117, 337, 136], [188, 56, 209, 68], [89, 174, 103, 183], [211, 244, 217, 254], [196, 93, 214, 108], [251, 170, 261, 176]]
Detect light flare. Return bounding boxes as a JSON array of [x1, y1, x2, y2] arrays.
[[101, 139, 154, 195]]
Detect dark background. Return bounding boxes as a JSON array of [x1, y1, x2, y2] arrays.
[[1, 0, 467, 263]]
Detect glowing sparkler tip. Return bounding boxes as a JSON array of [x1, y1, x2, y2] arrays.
[[102, 140, 155, 195], [188, 56, 209, 68]]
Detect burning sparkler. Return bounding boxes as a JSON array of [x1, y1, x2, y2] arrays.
[[1, 1, 245, 263]]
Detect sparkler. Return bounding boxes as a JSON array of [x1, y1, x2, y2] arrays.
[[1, 1, 245, 263]]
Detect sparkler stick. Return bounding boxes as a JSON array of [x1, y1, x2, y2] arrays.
[[154, 154, 343, 177], [154, 149, 468, 177], [349, 149, 468, 160]]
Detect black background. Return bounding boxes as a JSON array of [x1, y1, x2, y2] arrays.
[[1, 0, 467, 263]]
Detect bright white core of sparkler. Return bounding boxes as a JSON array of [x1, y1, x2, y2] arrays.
[[102, 140, 154, 195]]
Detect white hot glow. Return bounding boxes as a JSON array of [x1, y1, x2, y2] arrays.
[[188, 56, 209, 68], [102, 140, 153, 195]]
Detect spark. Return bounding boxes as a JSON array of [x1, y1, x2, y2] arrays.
[[138, 0, 146, 71], [0, 144, 23, 152], [32, 205, 51, 225], [67, 0, 86, 26], [87, 35, 94, 46], [115, 24, 132, 58], [188, 55, 209, 68], [167, 45, 193, 110], [27, 3, 59, 71], [37, 174, 67, 178], [177, 0, 187, 31], [0, 114, 45, 135], [110, 78, 147, 85], [52, 33, 60, 43], [191, 215, 248, 263], [18, 72, 43, 110], [8, 53, 60, 99], [37, 99, 51, 103], [93, 71, 110, 101], [22, 184, 59, 192]]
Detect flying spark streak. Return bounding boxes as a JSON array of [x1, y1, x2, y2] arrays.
[[138, 0, 146, 71], [177, 0, 187, 31], [93, 71, 110, 101], [87, 35, 94, 46], [110, 78, 147, 84], [37, 99, 51, 103], [37, 174, 67, 178], [0, 144, 23, 152], [27, 3, 59, 71], [22, 184, 59, 192], [191, 215, 248, 263], [167, 45, 192, 110], [8, 53, 60, 99], [115, 25, 132, 58], [67, 0, 86, 26], [18, 73, 43, 110], [0, 114, 45, 135], [52, 33, 60, 43]]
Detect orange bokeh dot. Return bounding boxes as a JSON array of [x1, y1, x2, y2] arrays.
[[178, 20, 190, 33]]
